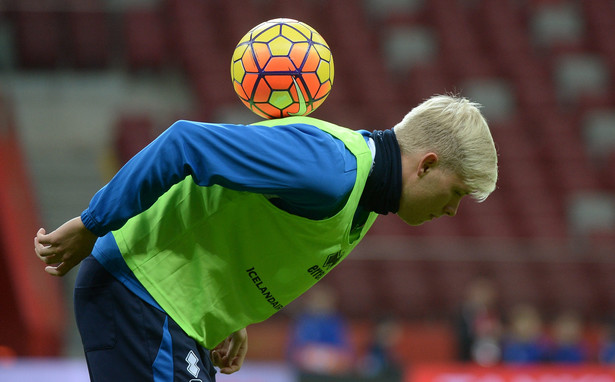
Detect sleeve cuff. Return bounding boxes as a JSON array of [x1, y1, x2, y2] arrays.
[[80, 209, 108, 237]]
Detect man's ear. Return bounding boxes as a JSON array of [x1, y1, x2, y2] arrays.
[[417, 152, 439, 177]]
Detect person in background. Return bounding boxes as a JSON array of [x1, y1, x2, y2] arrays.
[[357, 316, 403, 379], [549, 311, 589, 363], [501, 304, 550, 364], [287, 284, 354, 375], [599, 318, 615, 363], [455, 277, 503, 366]]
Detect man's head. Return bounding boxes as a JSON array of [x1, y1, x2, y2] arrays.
[[393, 94, 498, 225]]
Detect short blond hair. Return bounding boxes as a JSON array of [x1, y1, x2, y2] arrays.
[[393, 94, 498, 202]]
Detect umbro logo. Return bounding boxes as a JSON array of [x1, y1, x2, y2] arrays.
[[307, 251, 343, 280], [323, 250, 343, 270]]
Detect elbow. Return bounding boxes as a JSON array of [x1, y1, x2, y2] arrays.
[[167, 120, 193, 136], [163, 120, 203, 149]]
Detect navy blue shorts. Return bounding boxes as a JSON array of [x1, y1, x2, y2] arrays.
[[74, 256, 217, 381]]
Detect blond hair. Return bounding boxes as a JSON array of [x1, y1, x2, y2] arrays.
[[393, 94, 498, 202]]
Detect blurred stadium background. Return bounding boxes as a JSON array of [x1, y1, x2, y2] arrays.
[[0, 0, 615, 381]]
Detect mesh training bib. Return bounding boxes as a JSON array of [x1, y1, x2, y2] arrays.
[[112, 116, 378, 348]]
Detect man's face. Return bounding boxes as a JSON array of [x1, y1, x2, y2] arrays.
[[397, 153, 469, 226]]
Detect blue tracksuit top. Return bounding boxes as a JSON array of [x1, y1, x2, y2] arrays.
[[79, 119, 372, 309]]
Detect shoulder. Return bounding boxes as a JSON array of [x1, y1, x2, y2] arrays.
[[171, 119, 363, 206]]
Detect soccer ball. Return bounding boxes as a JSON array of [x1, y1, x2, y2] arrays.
[[231, 18, 334, 119]]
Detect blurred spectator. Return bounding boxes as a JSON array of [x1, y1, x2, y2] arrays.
[[287, 284, 354, 376], [599, 319, 615, 364], [549, 310, 589, 363], [357, 316, 403, 379], [454, 278, 503, 366], [502, 304, 550, 364]]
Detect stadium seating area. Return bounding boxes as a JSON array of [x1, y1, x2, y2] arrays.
[[1, 0, 615, 356], [10, 0, 613, 239]]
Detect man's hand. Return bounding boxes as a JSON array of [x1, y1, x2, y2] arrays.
[[210, 328, 248, 374], [34, 216, 98, 276]]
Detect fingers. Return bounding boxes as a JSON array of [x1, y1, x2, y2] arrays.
[[34, 218, 96, 277], [210, 350, 223, 368], [43, 256, 82, 277], [35, 240, 67, 265], [215, 352, 243, 375], [39, 245, 81, 276], [219, 362, 242, 375], [214, 330, 247, 374], [35, 228, 59, 252], [35, 227, 70, 275], [211, 349, 238, 374], [220, 348, 247, 374], [34, 230, 53, 254], [45, 262, 72, 277], [209, 338, 229, 368], [226, 331, 247, 365], [36, 227, 49, 243]]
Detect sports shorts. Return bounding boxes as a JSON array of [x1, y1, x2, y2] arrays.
[[74, 255, 217, 381]]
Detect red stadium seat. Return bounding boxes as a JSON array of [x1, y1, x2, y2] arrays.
[[430, 260, 488, 315], [477, 1, 534, 78], [325, 259, 379, 318], [402, 63, 454, 107], [425, 0, 491, 82], [215, 0, 266, 49], [269, 0, 314, 23], [460, 193, 519, 238], [490, 118, 541, 160], [529, 112, 603, 196], [367, 214, 413, 236], [66, 0, 111, 68], [583, 1, 615, 68], [398, 214, 465, 238], [498, 156, 568, 238], [488, 261, 546, 308], [537, 261, 599, 315], [14, 10, 63, 68], [583, 261, 615, 316], [603, 152, 615, 190], [113, 114, 156, 166], [123, 8, 168, 71], [378, 260, 435, 318], [514, 75, 559, 117], [532, 111, 590, 160], [165, 0, 217, 68]]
